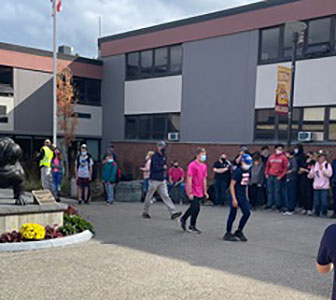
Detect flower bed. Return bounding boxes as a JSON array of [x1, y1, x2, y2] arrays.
[[0, 206, 94, 244]]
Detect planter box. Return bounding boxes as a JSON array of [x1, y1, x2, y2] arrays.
[[115, 180, 142, 203]]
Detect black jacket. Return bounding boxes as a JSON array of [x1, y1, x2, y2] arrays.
[[150, 151, 167, 181]]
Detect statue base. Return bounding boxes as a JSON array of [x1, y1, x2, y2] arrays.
[[0, 190, 68, 234]]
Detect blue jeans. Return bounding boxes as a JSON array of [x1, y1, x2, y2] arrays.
[[214, 180, 229, 205], [143, 178, 149, 194], [226, 196, 251, 233], [104, 182, 115, 204], [52, 172, 62, 193], [314, 189, 329, 216], [267, 176, 286, 209], [286, 178, 297, 212]]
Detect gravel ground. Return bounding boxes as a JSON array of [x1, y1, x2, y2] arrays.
[[0, 200, 334, 300]]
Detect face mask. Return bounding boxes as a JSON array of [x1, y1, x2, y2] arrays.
[[107, 158, 113, 163], [275, 150, 282, 155], [161, 148, 166, 154], [81, 151, 87, 156], [242, 163, 251, 171], [294, 149, 299, 154], [201, 154, 207, 162], [221, 156, 226, 162], [174, 165, 179, 168]]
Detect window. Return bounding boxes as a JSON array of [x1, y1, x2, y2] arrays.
[[0, 66, 13, 86], [125, 114, 180, 140], [125, 117, 137, 139], [307, 18, 331, 45], [261, 27, 280, 61], [126, 52, 139, 79], [302, 107, 325, 141], [154, 47, 168, 74], [277, 108, 300, 141], [170, 45, 183, 73], [140, 50, 153, 77], [0, 105, 8, 123], [255, 109, 276, 140], [126, 45, 182, 80], [73, 77, 101, 105], [15, 136, 32, 161], [76, 113, 91, 119], [328, 107, 336, 140]]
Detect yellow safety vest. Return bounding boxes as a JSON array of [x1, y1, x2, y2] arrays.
[[39, 146, 54, 168]]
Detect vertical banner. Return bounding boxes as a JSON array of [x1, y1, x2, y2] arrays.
[[275, 65, 292, 115]]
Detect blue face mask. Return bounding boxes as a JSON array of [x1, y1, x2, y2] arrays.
[[107, 158, 113, 163], [81, 151, 87, 156], [201, 154, 207, 162]]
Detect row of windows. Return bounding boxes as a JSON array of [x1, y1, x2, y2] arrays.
[[255, 106, 336, 142], [73, 77, 101, 106], [0, 66, 13, 96], [260, 16, 336, 63], [126, 45, 183, 80], [125, 114, 180, 140], [0, 105, 8, 123]]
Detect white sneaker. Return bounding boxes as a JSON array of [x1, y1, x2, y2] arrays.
[[307, 210, 313, 216], [283, 211, 294, 216], [300, 209, 307, 215]]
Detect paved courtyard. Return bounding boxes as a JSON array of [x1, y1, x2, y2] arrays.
[[0, 200, 335, 300]]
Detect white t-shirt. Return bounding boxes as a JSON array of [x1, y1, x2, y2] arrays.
[[77, 155, 94, 178]]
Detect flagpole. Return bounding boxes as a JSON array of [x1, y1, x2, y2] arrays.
[[52, 0, 57, 146]]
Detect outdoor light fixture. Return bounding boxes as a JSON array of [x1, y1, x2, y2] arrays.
[[285, 21, 307, 147]]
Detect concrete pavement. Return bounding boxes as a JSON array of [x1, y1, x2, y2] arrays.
[[0, 199, 334, 299]]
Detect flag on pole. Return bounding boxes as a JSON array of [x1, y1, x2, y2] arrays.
[[56, 0, 62, 12]]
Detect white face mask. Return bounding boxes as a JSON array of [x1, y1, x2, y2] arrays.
[[275, 150, 282, 155], [294, 149, 299, 154], [107, 158, 113, 163], [242, 163, 251, 171]]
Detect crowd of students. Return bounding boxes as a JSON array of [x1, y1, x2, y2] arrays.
[[141, 143, 336, 220]]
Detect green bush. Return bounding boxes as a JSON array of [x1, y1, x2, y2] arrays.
[[59, 214, 94, 236]]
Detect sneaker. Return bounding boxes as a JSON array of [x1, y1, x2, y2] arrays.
[[171, 212, 182, 220], [142, 212, 151, 219], [307, 210, 313, 216], [234, 229, 248, 242], [188, 226, 202, 234], [283, 211, 294, 216], [300, 209, 307, 215], [180, 218, 187, 231], [105, 202, 110, 206], [223, 232, 239, 242], [78, 200, 83, 205]]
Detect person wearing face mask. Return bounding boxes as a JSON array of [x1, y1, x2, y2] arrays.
[[75, 144, 94, 205], [143, 141, 182, 220], [102, 153, 118, 205], [168, 160, 186, 204], [213, 153, 231, 206], [294, 144, 306, 209], [223, 154, 252, 242], [265, 144, 288, 212], [283, 149, 298, 216], [249, 152, 265, 210], [180, 148, 209, 234], [308, 151, 333, 217]]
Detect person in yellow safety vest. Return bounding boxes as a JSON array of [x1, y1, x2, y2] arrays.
[[39, 139, 54, 190]]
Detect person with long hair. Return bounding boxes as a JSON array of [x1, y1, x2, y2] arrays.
[[51, 148, 64, 202]]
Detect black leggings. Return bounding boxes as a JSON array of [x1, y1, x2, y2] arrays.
[[181, 197, 202, 227]]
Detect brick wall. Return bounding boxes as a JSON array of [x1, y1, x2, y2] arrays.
[[112, 142, 336, 182]]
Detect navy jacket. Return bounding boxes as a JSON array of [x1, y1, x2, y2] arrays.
[[332, 159, 336, 186], [150, 151, 167, 181]]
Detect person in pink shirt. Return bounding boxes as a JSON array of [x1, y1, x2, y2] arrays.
[[308, 151, 333, 217], [168, 160, 186, 204], [180, 148, 209, 234], [51, 148, 64, 202]]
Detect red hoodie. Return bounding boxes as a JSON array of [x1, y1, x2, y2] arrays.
[[266, 153, 288, 179]]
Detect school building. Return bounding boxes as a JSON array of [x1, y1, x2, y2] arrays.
[[1, 0, 336, 173]]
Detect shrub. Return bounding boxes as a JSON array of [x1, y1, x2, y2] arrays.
[[59, 214, 94, 236], [19, 223, 45, 240], [0, 231, 22, 243], [45, 225, 63, 239]]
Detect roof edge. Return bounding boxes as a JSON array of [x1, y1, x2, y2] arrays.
[[98, 0, 301, 46], [0, 42, 103, 66]]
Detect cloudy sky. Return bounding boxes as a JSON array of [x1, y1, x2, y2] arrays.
[[0, 0, 262, 58]]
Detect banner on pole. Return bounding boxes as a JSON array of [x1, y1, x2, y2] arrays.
[[275, 65, 291, 115]]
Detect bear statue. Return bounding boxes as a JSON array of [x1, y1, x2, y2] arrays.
[[0, 137, 27, 205]]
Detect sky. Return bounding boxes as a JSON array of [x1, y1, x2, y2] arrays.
[[0, 0, 262, 58]]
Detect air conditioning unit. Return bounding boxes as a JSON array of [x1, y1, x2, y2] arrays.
[[298, 131, 314, 142], [168, 132, 179, 141]]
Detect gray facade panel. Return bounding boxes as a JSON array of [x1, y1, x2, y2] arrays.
[[180, 30, 259, 144], [101, 55, 125, 150], [14, 68, 53, 136]]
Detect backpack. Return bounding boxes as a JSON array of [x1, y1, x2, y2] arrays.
[[76, 154, 97, 180]]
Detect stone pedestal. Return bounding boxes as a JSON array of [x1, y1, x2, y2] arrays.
[[0, 203, 68, 234]]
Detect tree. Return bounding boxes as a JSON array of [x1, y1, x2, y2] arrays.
[[57, 67, 78, 177]]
